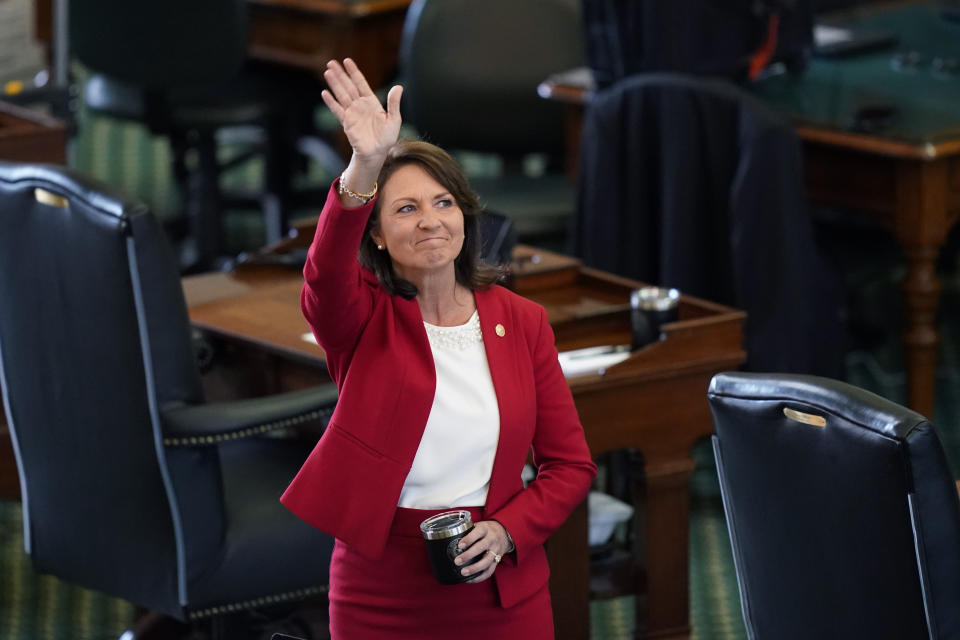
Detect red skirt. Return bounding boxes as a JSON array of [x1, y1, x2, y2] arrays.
[[329, 506, 554, 639]]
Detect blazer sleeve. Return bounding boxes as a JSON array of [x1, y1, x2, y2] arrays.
[[489, 306, 597, 561], [300, 179, 377, 355]]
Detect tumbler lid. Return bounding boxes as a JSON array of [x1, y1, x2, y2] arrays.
[[630, 286, 680, 311], [420, 510, 473, 540]]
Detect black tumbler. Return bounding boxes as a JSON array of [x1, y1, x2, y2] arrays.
[[420, 510, 483, 585], [630, 287, 680, 350]]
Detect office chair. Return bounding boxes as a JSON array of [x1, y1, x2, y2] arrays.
[[398, 0, 583, 246], [0, 162, 337, 638], [708, 372, 960, 640], [573, 73, 844, 376], [70, 0, 341, 273]]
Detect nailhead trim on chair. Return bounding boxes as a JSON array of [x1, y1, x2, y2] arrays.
[[187, 585, 329, 620], [163, 407, 333, 447]]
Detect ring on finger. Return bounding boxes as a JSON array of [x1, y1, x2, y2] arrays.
[[488, 550, 502, 564]]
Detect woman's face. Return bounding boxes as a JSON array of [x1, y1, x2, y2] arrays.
[[372, 163, 465, 281]]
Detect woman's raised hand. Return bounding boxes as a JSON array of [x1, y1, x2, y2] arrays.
[[322, 58, 402, 167]]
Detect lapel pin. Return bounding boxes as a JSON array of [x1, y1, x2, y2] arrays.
[[495, 324, 506, 337]]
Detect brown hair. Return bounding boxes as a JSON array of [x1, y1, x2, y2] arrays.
[[358, 140, 502, 298]]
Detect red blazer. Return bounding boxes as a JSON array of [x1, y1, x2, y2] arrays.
[[281, 182, 597, 608]]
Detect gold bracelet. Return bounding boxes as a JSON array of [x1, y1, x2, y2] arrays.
[[338, 172, 378, 204]]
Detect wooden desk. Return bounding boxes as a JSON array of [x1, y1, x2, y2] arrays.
[[34, 0, 412, 91], [540, 4, 960, 418], [0, 101, 66, 164], [184, 245, 745, 640], [247, 0, 412, 90], [0, 100, 67, 501]]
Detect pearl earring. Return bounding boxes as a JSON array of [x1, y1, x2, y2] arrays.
[[377, 244, 384, 250]]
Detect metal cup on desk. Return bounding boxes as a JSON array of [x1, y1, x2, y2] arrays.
[[630, 287, 680, 350]]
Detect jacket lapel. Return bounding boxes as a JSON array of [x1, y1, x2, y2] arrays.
[[475, 287, 524, 510]]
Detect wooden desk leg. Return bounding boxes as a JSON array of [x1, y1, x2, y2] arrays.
[[902, 242, 941, 417], [640, 458, 696, 640], [547, 499, 590, 640], [894, 160, 951, 418]]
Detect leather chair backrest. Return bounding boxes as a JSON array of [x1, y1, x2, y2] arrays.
[[0, 162, 213, 617], [478, 210, 517, 266], [70, 0, 247, 89], [708, 372, 960, 640], [399, 0, 583, 157]]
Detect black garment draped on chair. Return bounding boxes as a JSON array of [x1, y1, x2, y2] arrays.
[[573, 73, 845, 376]]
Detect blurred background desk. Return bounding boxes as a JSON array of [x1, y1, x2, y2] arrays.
[[246, 0, 413, 89], [0, 99, 65, 162], [183, 243, 745, 640], [539, 1, 960, 418], [754, 2, 960, 419], [33, 0, 412, 91]]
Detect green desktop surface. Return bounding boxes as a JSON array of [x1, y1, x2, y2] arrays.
[[754, 3, 960, 147]]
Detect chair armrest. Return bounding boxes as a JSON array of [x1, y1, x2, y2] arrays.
[[160, 385, 338, 447]]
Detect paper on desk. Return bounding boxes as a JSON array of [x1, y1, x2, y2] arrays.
[[813, 25, 852, 47], [558, 345, 631, 378], [541, 66, 596, 92]]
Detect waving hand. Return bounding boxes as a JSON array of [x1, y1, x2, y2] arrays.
[[322, 58, 403, 166]]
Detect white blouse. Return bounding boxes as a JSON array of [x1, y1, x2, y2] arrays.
[[397, 311, 501, 509]]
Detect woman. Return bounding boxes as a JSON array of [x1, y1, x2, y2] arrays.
[[281, 58, 596, 639]]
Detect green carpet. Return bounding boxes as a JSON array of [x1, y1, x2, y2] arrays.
[[0, 502, 135, 639]]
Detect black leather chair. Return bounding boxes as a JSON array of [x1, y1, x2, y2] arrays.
[[573, 73, 845, 376], [0, 162, 337, 637], [398, 0, 582, 246], [708, 372, 960, 640], [70, 0, 340, 273]]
